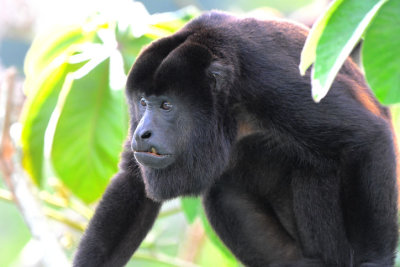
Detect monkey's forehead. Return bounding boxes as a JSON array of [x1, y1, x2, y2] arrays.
[[126, 35, 213, 96]]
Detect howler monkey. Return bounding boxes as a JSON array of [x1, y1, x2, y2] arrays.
[[73, 11, 398, 267]]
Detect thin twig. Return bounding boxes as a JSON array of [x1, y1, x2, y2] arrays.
[[69, 198, 94, 219], [43, 207, 87, 231], [179, 219, 206, 262], [0, 68, 15, 190], [134, 250, 199, 267], [39, 191, 93, 219], [158, 206, 182, 219], [0, 187, 13, 201], [0, 188, 87, 232]]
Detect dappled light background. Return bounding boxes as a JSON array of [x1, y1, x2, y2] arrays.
[[0, 0, 399, 267]]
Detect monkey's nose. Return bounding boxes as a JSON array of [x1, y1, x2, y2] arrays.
[[140, 130, 152, 139]]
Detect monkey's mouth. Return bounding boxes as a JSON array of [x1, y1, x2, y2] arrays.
[[136, 147, 168, 157], [134, 147, 174, 169], [147, 147, 163, 157]]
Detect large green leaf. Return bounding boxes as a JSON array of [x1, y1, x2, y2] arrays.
[[181, 197, 202, 224], [24, 23, 102, 96], [21, 21, 106, 186], [363, 0, 400, 105], [300, 0, 344, 75], [21, 60, 85, 186], [51, 59, 128, 203], [310, 0, 386, 102]]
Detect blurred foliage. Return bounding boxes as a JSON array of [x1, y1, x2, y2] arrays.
[[142, 0, 313, 14], [1, 0, 398, 266], [0, 201, 31, 267], [363, 0, 400, 105], [235, 0, 312, 12], [18, 2, 239, 266], [301, 0, 400, 105], [21, 5, 194, 203]]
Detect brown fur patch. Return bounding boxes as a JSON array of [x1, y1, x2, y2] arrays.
[[236, 111, 263, 139], [353, 84, 382, 118]]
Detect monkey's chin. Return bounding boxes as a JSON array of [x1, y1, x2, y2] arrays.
[[143, 180, 204, 202], [141, 168, 207, 202], [145, 189, 202, 202]]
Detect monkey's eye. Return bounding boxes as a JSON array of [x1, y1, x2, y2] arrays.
[[140, 98, 147, 107], [161, 101, 172, 111]]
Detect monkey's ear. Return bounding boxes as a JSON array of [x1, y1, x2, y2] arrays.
[[207, 61, 234, 92]]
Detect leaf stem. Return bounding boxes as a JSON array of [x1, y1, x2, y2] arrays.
[[39, 190, 93, 219], [134, 250, 199, 267], [0, 188, 13, 201], [43, 207, 87, 231], [158, 206, 182, 218]]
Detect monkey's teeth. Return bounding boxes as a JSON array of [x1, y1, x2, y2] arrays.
[[151, 147, 157, 154]]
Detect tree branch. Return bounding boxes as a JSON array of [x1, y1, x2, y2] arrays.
[[0, 68, 70, 267]]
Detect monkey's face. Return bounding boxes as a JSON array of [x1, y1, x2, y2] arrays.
[[129, 93, 228, 201], [131, 94, 183, 170]]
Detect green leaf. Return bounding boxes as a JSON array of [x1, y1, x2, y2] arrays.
[[0, 202, 31, 267], [311, 0, 386, 102], [24, 23, 102, 96], [21, 22, 102, 186], [181, 197, 202, 224], [50, 59, 128, 203], [300, 0, 345, 75], [116, 34, 154, 74], [197, 237, 238, 267], [199, 209, 236, 262], [21, 60, 85, 185], [363, 0, 400, 105], [144, 7, 199, 39]]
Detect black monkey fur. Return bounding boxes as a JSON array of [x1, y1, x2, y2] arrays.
[[73, 11, 398, 267]]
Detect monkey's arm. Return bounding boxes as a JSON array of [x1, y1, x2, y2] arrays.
[[73, 165, 161, 267]]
